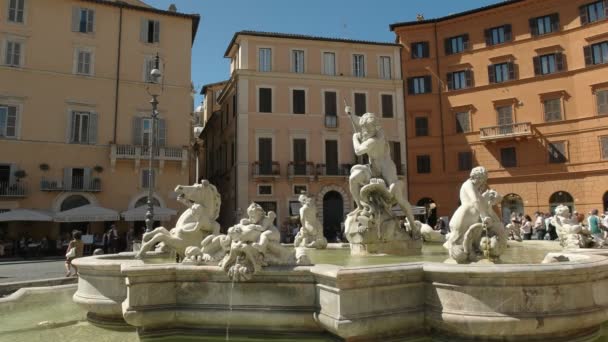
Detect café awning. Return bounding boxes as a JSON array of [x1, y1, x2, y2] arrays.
[[0, 209, 54, 222], [121, 206, 177, 221], [54, 204, 120, 222]]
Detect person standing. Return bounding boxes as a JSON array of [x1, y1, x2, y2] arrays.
[[588, 209, 603, 242], [65, 230, 84, 277], [545, 212, 557, 240], [108, 224, 119, 253], [521, 215, 533, 240], [533, 212, 546, 240]]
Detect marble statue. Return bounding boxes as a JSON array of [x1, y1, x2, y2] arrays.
[[294, 194, 328, 249], [420, 223, 446, 243], [184, 202, 310, 281], [343, 107, 421, 255], [551, 204, 592, 248], [136, 181, 221, 259], [444, 167, 507, 263], [505, 215, 523, 242]]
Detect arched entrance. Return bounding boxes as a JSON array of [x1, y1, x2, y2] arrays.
[[549, 191, 574, 214], [60, 195, 91, 236], [501, 193, 524, 224], [416, 197, 437, 227], [323, 191, 343, 242]]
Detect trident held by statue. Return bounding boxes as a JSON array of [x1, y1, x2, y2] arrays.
[[344, 98, 359, 133]]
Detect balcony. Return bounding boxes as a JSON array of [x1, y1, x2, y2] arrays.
[[316, 163, 351, 177], [110, 144, 189, 172], [479, 122, 533, 142], [252, 161, 280, 178], [288, 161, 315, 178], [325, 115, 338, 129], [40, 177, 101, 192], [0, 182, 26, 197]]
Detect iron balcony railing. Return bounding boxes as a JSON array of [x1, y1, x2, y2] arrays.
[[288, 161, 315, 177], [40, 176, 101, 192], [252, 161, 280, 177], [316, 163, 351, 176], [325, 115, 338, 128], [479, 122, 532, 141], [111, 144, 185, 161], [0, 182, 26, 197]]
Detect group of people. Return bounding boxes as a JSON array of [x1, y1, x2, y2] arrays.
[[506, 208, 608, 241]]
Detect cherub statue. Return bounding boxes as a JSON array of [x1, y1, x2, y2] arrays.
[[294, 194, 328, 249], [551, 204, 592, 248]]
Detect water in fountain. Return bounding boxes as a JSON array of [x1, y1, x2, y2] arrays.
[[225, 278, 235, 341]]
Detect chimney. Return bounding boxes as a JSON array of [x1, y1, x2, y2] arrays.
[[168, 4, 177, 12]]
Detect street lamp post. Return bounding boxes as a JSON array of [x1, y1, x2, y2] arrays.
[[145, 54, 162, 233]]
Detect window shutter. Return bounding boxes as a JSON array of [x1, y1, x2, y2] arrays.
[[154, 21, 160, 43], [529, 18, 538, 36], [5, 42, 13, 65], [84, 168, 92, 189], [423, 42, 430, 58], [71, 7, 80, 32], [140, 19, 147, 42], [465, 69, 473, 88], [504, 24, 512, 42], [157, 118, 166, 147], [382, 94, 393, 118], [462, 34, 470, 50], [579, 5, 588, 25], [583, 45, 593, 66], [533, 56, 541, 75], [88, 112, 97, 144], [407, 78, 414, 94], [63, 168, 72, 191], [444, 38, 451, 55], [133, 117, 142, 145], [68, 111, 76, 143], [410, 43, 416, 59], [87, 9, 94, 33], [508, 62, 516, 81], [446, 72, 454, 91], [6, 105, 17, 137], [8, 164, 16, 185], [325, 92, 337, 116], [488, 65, 496, 84], [551, 14, 560, 32], [424, 76, 432, 93], [484, 29, 492, 46], [556, 53, 565, 71]]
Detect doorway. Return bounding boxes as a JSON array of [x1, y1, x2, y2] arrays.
[[323, 191, 343, 242]]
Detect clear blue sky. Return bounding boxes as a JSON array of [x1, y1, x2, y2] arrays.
[[144, 0, 502, 104]]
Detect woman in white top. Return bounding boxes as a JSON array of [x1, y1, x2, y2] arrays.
[[520, 215, 533, 240]]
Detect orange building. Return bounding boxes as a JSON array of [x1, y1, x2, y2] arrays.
[[391, 0, 608, 222]]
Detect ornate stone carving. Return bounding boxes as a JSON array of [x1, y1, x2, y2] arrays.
[[551, 204, 592, 249], [420, 223, 446, 243], [444, 167, 507, 263], [294, 194, 328, 249], [136, 181, 221, 259], [343, 108, 421, 255], [184, 202, 311, 281]]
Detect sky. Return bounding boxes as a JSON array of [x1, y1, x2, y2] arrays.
[[144, 0, 503, 104]]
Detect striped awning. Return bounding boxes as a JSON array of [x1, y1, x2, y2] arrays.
[[0, 209, 54, 222], [121, 206, 177, 221], [54, 204, 120, 222]]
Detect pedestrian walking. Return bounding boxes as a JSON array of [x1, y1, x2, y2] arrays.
[[65, 230, 84, 277], [521, 215, 533, 240]]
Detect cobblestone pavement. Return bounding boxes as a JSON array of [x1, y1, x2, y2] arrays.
[[0, 260, 67, 283]]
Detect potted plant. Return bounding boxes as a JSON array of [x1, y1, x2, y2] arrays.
[[14, 170, 27, 182], [39, 163, 50, 171], [93, 165, 104, 173]]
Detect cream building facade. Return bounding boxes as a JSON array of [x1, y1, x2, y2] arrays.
[[200, 31, 406, 241], [0, 0, 199, 245]]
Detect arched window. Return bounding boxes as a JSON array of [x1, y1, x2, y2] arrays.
[[549, 191, 574, 214], [134, 196, 161, 208], [60, 195, 90, 211], [501, 193, 524, 224]]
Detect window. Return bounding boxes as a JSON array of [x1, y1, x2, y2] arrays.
[[417, 155, 431, 174], [458, 152, 473, 171], [141, 118, 153, 146], [548, 142, 567, 163], [258, 184, 273, 196], [601, 136, 608, 159], [4, 41, 21, 67], [323, 52, 336, 75], [259, 48, 271, 72], [447, 70, 472, 90], [544, 98, 562, 121], [407, 76, 432, 94], [584, 41, 608, 65], [597, 89, 608, 115], [292, 50, 304, 73], [294, 185, 307, 195], [258, 137, 273, 174], [259, 88, 272, 113], [455, 111, 470, 133], [497, 106, 514, 126], [411, 41, 429, 59], [445, 34, 469, 55], [485, 25, 512, 46], [379, 56, 391, 79], [533, 53, 565, 75], [8, 0, 25, 23], [75, 49, 92, 75], [415, 117, 429, 137], [500, 147, 517, 168], [488, 62, 515, 83], [529, 14, 559, 36], [292, 139, 307, 175], [390, 141, 402, 174], [580, 1, 606, 25], [141, 19, 160, 44], [292, 89, 305, 114], [142, 169, 156, 189], [144, 56, 162, 83], [0, 105, 17, 138], [353, 54, 365, 77], [381, 94, 393, 118], [70, 111, 97, 144], [132, 117, 165, 146], [324, 91, 337, 116], [354, 93, 366, 116], [325, 140, 339, 175], [72, 7, 94, 33]]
